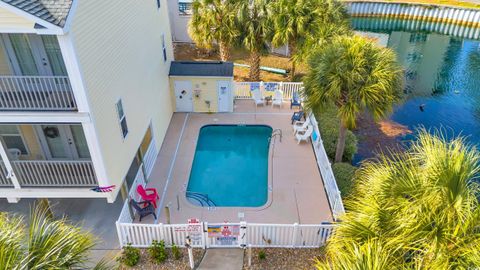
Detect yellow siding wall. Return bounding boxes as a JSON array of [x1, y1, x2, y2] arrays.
[[0, 8, 34, 31], [70, 0, 174, 194], [18, 125, 43, 160], [170, 77, 227, 113]]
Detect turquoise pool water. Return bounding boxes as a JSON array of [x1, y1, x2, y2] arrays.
[[186, 125, 271, 207]]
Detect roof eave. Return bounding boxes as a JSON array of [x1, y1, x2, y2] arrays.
[[0, 1, 66, 35]]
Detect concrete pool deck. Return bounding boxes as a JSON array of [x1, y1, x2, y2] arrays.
[[140, 100, 333, 224]]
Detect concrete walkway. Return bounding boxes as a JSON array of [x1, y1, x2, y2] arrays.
[[197, 249, 244, 270]]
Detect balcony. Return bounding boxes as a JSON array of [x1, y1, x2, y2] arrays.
[[0, 124, 98, 188], [0, 34, 77, 112], [0, 76, 76, 111], [0, 160, 96, 188]]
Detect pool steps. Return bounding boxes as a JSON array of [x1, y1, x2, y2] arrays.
[[186, 191, 216, 208]]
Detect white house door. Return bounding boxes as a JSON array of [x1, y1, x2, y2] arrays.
[[35, 125, 90, 160], [174, 81, 193, 112], [217, 80, 231, 112]]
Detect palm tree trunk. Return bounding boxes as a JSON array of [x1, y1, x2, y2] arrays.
[[288, 42, 296, 80], [335, 122, 347, 163], [249, 50, 261, 81], [219, 41, 230, 61]]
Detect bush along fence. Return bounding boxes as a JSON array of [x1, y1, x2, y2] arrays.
[[116, 221, 335, 248], [307, 112, 345, 219]]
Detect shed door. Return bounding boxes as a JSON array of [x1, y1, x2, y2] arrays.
[[174, 80, 193, 112], [217, 80, 231, 112]]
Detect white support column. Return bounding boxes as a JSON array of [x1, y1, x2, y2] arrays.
[[82, 121, 115, 203], [0, 137, 20, 189], [56, 34, 91, 113], [57, 34, 116, 203]]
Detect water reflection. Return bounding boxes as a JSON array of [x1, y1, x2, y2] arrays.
[[352, 18, 480, 163]]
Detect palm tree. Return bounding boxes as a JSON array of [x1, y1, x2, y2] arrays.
[[238, 0, 272, 81], [0, 205, 106, 269], [188, 0, 239, 61], [316, 130, 480, 269], [303, 35, 403, 163], [271, 0, 349, 80]]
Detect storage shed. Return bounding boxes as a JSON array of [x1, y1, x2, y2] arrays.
[[169, 61, 234, 113]]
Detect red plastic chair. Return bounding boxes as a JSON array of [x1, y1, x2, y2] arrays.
[[136, 185, 159, 208]]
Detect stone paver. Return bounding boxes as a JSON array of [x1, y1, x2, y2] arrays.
[[198, 249, 244, 270]]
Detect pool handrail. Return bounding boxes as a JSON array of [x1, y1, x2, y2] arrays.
[[186, 191, 216, 207]]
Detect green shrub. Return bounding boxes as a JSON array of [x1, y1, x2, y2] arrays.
[[172, 244, 182, 260], [258, 250, 266, 260], [149, 240, 167, 264], [118, 243, 140, 267], [332, 162, 357, 197], [313, 105, 358, 162]]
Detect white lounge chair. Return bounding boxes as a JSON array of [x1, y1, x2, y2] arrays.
[[251, 89, 265, 106], [296, 125, 313, 144], [292, 117, 310, 134], [272, 90, 283, 108]]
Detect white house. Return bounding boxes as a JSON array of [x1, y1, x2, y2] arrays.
[[0, 0, 174, 203]]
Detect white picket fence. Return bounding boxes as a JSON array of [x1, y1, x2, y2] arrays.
[[308, 112, 345, 219], [234, 81, 303, 100], [116, 221, 335, 248]]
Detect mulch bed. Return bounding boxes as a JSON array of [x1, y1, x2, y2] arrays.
[[118, 248, 205, 270], [243, 248, 324, 270]]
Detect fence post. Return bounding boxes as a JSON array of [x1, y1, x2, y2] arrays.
[[292, 223, 298, 248], [116, 221, 124, 248], [240, 221, 247, 248], [159, 223, 166, 245], [204, 222, 210, 248]]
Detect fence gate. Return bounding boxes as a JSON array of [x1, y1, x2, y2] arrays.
[[205, 222, 246, 248]]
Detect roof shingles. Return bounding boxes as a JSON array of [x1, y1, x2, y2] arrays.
[[2, 0, 73, 27], [169, 61, 234, 77]]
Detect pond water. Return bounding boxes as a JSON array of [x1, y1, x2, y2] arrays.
[[351, 17, 480, 164]]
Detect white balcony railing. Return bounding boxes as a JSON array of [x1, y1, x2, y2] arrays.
[[1, 160, 97, 187], [0, 76, 77, 111], [0, 161, 12, 187]]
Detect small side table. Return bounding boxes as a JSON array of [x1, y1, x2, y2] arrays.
[[264, 96, 272, 105]]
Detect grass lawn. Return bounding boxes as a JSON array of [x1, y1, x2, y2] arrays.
[[347, 0, 480, 10], [173, 43, 307, 82]]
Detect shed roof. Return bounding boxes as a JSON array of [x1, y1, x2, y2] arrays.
[[169, 61, 234, 77], [2, 0, 73, 27]]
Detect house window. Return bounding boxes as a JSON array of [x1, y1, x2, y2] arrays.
[[162, 34, 167, 62], [157, 0, 161, 8], [178, 1, 193, 15], [0, 125, 28, 154], [116, 100, 128, 138]]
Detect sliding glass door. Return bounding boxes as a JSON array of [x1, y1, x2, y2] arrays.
[[1, 34, 67, 76]]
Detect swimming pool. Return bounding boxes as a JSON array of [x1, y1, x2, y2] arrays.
[[186, 125, 272, 207]]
